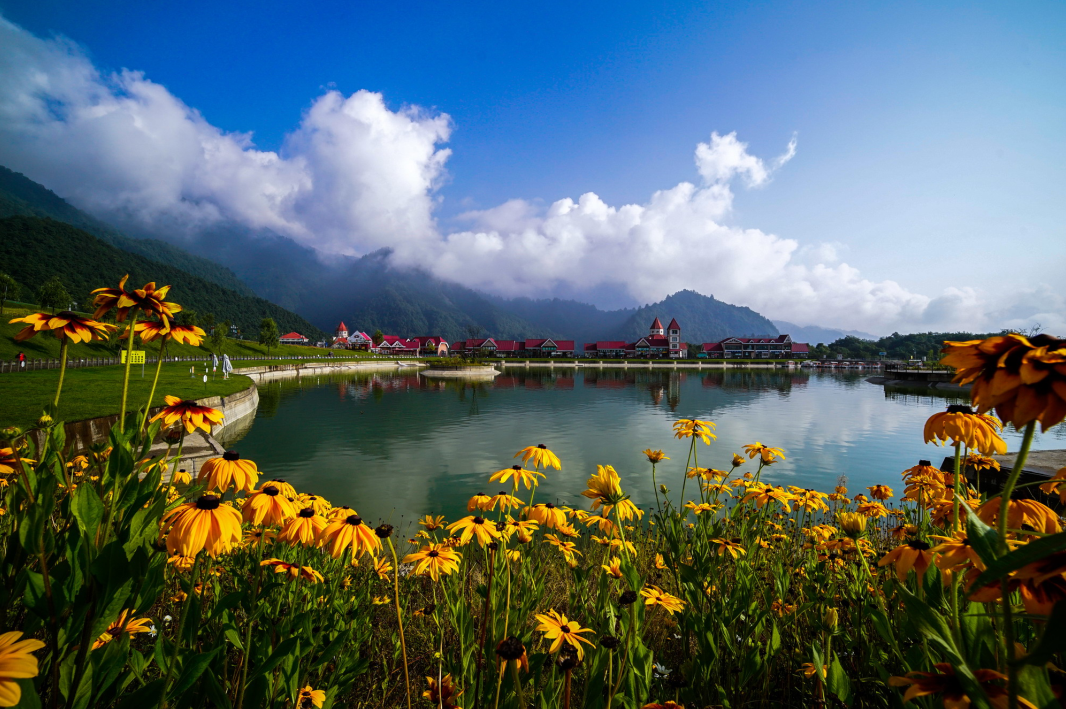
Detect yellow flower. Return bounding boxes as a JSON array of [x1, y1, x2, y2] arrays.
[[161, 494, 242, 557], [279, 507, 329, 548], [534, 610, 595, 660], [418, 514, 447, 531], [581, 464, 643, 521], [544, 533, 582, 560], [198, 451, 259, 494], [923, 406, 1007, 455], [297, 494, 332, 516], [515, 443, 562, 470], [92, 275, 182, 324], [710, 537, 746, 559], [150, 396, 225, 435], [371, 596, 390, 605], [500, 516, 539, 542], [684, 501, 719, 514], [423, 673, 462, 709], [640, 585, 685, 614], [867, 484, 894, 500], [297, 685, 326, 708], [92, 610, 153, 649], [320, 512, 381, 559], [655, 553, 668, 570], [447, 515, 502, 546], [643, 449, 669, 463], [467, 493, 493, 511], [260, 559, 324, 584], [403, 544, 462, 581], [601, 557, 623, 578], [0, 631, 46, 707], [741, 484, 793, 512], [731, 453, 745, 467], [242, 482, 297, 527], [941, 333, 1066, 432], [372, 556, 393, 579], [136, 321, 205, 346], [489, 491, 524, 512], [490, 464, 545, 489], [855, 502, 889, 519], [243, 528, 276, 547], [930, 529, 985, 571], [526, 503, 568, 530], [743, 442, 786, 464], [263, 478, 297, 498], [976, 497, 1060, 535], [799, 663, 827, 681], [9, 311, 116, 343], [878, 540, 935, 582], [837, 512, 867, 538], [672, 418, 716, 445]]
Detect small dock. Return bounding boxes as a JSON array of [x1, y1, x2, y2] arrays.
[[943, 449, 1066, 499]]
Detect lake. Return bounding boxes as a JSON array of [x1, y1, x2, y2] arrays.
[[220, 367, 1066, 525]]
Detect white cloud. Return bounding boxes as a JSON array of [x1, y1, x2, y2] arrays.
[[0, 16, 1058, 335]]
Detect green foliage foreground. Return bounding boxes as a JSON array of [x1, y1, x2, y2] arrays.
[[2, 334, 1066, 708]]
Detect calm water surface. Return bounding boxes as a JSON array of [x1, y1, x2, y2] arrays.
[[223, 368, 1066, 524]]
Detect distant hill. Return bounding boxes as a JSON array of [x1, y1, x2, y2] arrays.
[[0, 166, 256, 297], [489, 296, 635, 342], [772, 320, 877, 346], [0, 216, 325, 340], [297, 250, 552, 342], [614, 290, 778, 344]]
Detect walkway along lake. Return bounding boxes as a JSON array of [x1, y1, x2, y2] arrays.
[[218, 367, 1066, 525]]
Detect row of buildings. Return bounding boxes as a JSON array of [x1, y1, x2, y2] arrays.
[[284, 318, 810, 359]]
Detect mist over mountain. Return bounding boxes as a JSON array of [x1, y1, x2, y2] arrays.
[[1, 165, 791, 347]]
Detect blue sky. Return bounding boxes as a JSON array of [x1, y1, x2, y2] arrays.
[[1, 0, 1063, 331]]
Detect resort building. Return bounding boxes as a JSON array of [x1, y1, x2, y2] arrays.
[[279, 331, 309, 345], [410, 336, 450, 356], [583, 317, 688, 358], [452, 338, 576, 357], [700, 335, 810, 359]]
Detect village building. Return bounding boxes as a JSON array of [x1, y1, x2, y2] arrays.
[[584, 317, 688, 358], [452, 338, 576, 357], [700, 335, 810, 359], [279, 331, 309, 345], [410, 336, 450, 356]]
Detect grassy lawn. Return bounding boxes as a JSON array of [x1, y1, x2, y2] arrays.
[[0, 363, 253, 429], [0, 304, 368, 363]]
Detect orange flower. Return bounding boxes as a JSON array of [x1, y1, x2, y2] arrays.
[[867, 484, 893, 500], [92, 275, 182, 324], [9, 311, 116, 343], [923, 406, 1006, 455], [878, 540, 934, 583], [976, 498, 1060, 535], [198, 452, 259, 493], [150, 396, 224, 434], [161, 494, 243, 557], [942, 334, 1066, 432], [243, 482, 297, 526], [92, 610, 154, 649], [889, 662, 1035, 708]]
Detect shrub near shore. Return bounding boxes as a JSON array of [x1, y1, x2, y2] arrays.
[[2, 276, 1066, 708]]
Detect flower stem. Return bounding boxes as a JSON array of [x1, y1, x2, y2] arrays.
[[386, 537, 412, 709], [234, 530, 267, 709], [53, 337, 68, 409], [510, 661, 525, 709], [141, 337, 167, 432], [159, 554, 201, 709], [119, 312, 140, 433]]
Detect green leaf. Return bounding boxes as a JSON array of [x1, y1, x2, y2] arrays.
[[170, 648, 221, 698], [71, 484, 104, 536], [1019, 602, 1066, 667], [89, 579, 133, 641], [116, 679, 165, 709], [971, 531, 1066, 590], [962, 503, 1001, 567], [15, 678, 43, 709], [248, 637, 300, 682], [826, 651, 851, 704]]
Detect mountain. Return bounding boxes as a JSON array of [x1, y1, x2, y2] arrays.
[[772, 320, 878, 346], [296, 250, 552, 342], [0, 216, 326, 340], [489, 296, 635, 342], [0, 166, 256, 297], [615, 290, 778, 343]]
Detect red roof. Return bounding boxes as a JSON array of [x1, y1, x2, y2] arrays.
[[667, 318, 681, 331], [495, 340, 520, 352], [791, 342, 810, 353], [588, 341, 628, 350], [336, 321, 347, 331], [702, 342, 724, 351], [279, 332, 305, 340], [650, 317, 663, 330]]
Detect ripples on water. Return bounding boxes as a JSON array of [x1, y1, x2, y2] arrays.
[[224, 368, 1066, 523]]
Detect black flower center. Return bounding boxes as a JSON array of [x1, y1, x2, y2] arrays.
[[561, 624, 571, 633], [538, 443, 547, 449], [473, 516, 485, 524], [428, 550, 440, 557], [512, 465, 522, 471], [223, 450, 240, 461], [918, 460, 931, 467], [908, 540, 931, 551], [346, 514, 363, 525], [545, 503, 555, 509], [947, 405, 975, 414], [195, 495, 222, 510], [298, 507, 316, 518], [263, 485, 280, 496]]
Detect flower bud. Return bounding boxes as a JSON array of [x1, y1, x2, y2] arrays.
[[495, 636, 526, 661], [374, 524, 394, 539], [823, 607, 839, 630], [619, 590, 638, 606], [36, 413, 53, 427]]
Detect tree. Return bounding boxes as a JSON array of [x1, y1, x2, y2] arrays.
[[0, 273, 19, 315], [201, 312, 216, 334], [179, 310, 199, 327], [259, 317, 279, 354], [37, 276, 70, 314], [210, 319, 230, 353], [372, 329, 384, 346]]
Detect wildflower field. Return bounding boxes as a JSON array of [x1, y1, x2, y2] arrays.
[[2, 276, 1066, 708]]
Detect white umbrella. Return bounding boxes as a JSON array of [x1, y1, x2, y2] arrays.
[[222, 354, 233, 378]]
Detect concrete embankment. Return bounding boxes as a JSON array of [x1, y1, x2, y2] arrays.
[[233, 360, 426, 382]]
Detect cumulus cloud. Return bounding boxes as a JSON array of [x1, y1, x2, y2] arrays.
[[0, 16, 1055, 335]]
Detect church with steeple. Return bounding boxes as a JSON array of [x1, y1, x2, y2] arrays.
[[583, 316, 688, 358]]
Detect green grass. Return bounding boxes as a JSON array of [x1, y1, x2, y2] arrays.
[[0, 304, 365, 363], [0, 363, 253, 429]]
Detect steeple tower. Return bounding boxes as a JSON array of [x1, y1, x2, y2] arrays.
[[649, 317, 664, 336]]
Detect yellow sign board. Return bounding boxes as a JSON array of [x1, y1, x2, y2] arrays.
[[121, 350, 146, 364]]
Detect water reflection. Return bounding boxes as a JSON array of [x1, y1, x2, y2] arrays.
[[226, 368, 1065, 523]]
